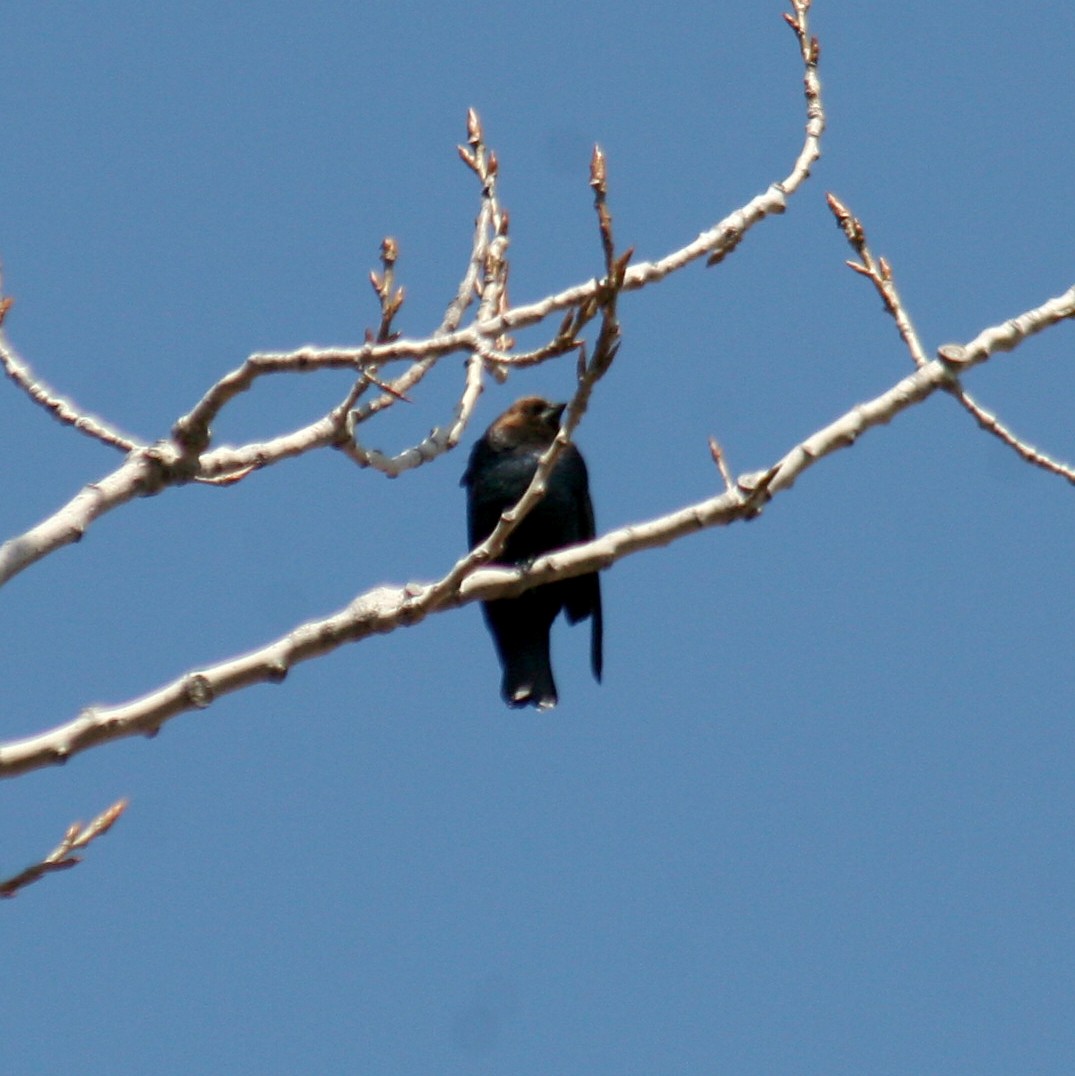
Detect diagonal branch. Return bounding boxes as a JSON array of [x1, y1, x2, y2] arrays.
[[827, 189, 1075, 483], [825, 191, 930, 368], [938, 288, 1075, 482], [4, 284, 1068, 780], [0, 324, 143, 453], [0, 444, 185, 587], [952, 393, 1075, 484], [0, 799, 127, 898]]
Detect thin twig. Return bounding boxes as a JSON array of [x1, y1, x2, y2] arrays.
[[368, 236, 406, 344], [438, 108, 499, 337], [0, 799, 128, 898], [827, 192, 1075, 482], [825, 191, 929, 368], [954, 390, 1075, 484], [0, 327, 143, 452], [708, 437, 736, 494], [347, 109, 513, 477]]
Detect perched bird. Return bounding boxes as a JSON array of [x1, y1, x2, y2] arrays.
[[461, 396, 603, 709]]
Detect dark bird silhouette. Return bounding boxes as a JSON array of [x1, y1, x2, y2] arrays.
[[461, 396, 603, 709]]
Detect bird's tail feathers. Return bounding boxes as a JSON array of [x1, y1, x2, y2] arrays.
[[501, 648, 558, 710]]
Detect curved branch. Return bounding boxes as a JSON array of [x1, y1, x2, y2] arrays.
[[0, 327, 143, 452]]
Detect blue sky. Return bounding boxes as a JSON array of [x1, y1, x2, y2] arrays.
[[2, 2, 1073, 1073]]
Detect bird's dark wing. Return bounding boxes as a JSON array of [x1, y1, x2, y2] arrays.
[[461, 438, 529, 550], [556, 448, 603, 683]]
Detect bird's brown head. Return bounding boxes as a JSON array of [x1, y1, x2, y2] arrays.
[[487, 396, 566, 450]]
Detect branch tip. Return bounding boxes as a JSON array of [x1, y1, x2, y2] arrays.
[[466, 107, 482, 147], [589, 145, 607, 192], [708, 436, 735, 493], [457, 145, 478, 172], [0, 797, 129, 898]]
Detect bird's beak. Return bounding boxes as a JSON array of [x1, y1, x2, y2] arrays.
[[543, 402, 567, 426]]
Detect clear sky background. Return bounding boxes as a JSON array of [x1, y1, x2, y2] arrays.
[[2, 3, 1073, 1073]]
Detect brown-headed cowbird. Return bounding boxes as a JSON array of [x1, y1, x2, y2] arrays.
[[461, 396, 602, 709]]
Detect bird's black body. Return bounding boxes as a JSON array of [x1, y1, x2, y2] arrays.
[[462, 396, 602, 709]]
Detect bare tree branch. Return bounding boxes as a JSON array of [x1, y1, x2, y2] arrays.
[[0, 446, 180, 587], [0, 3, 824, 596], [0, 324, 143, 453], [2, 2, 1072, 799], [826, 192, 1075, 483], [952, 392, 1075, 484], [4, 281, 1071, 781], [825, 191, 930, 369], [0, 799, 127, 898]]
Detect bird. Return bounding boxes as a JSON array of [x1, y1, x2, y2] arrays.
[[461, 395, 603, 709]]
